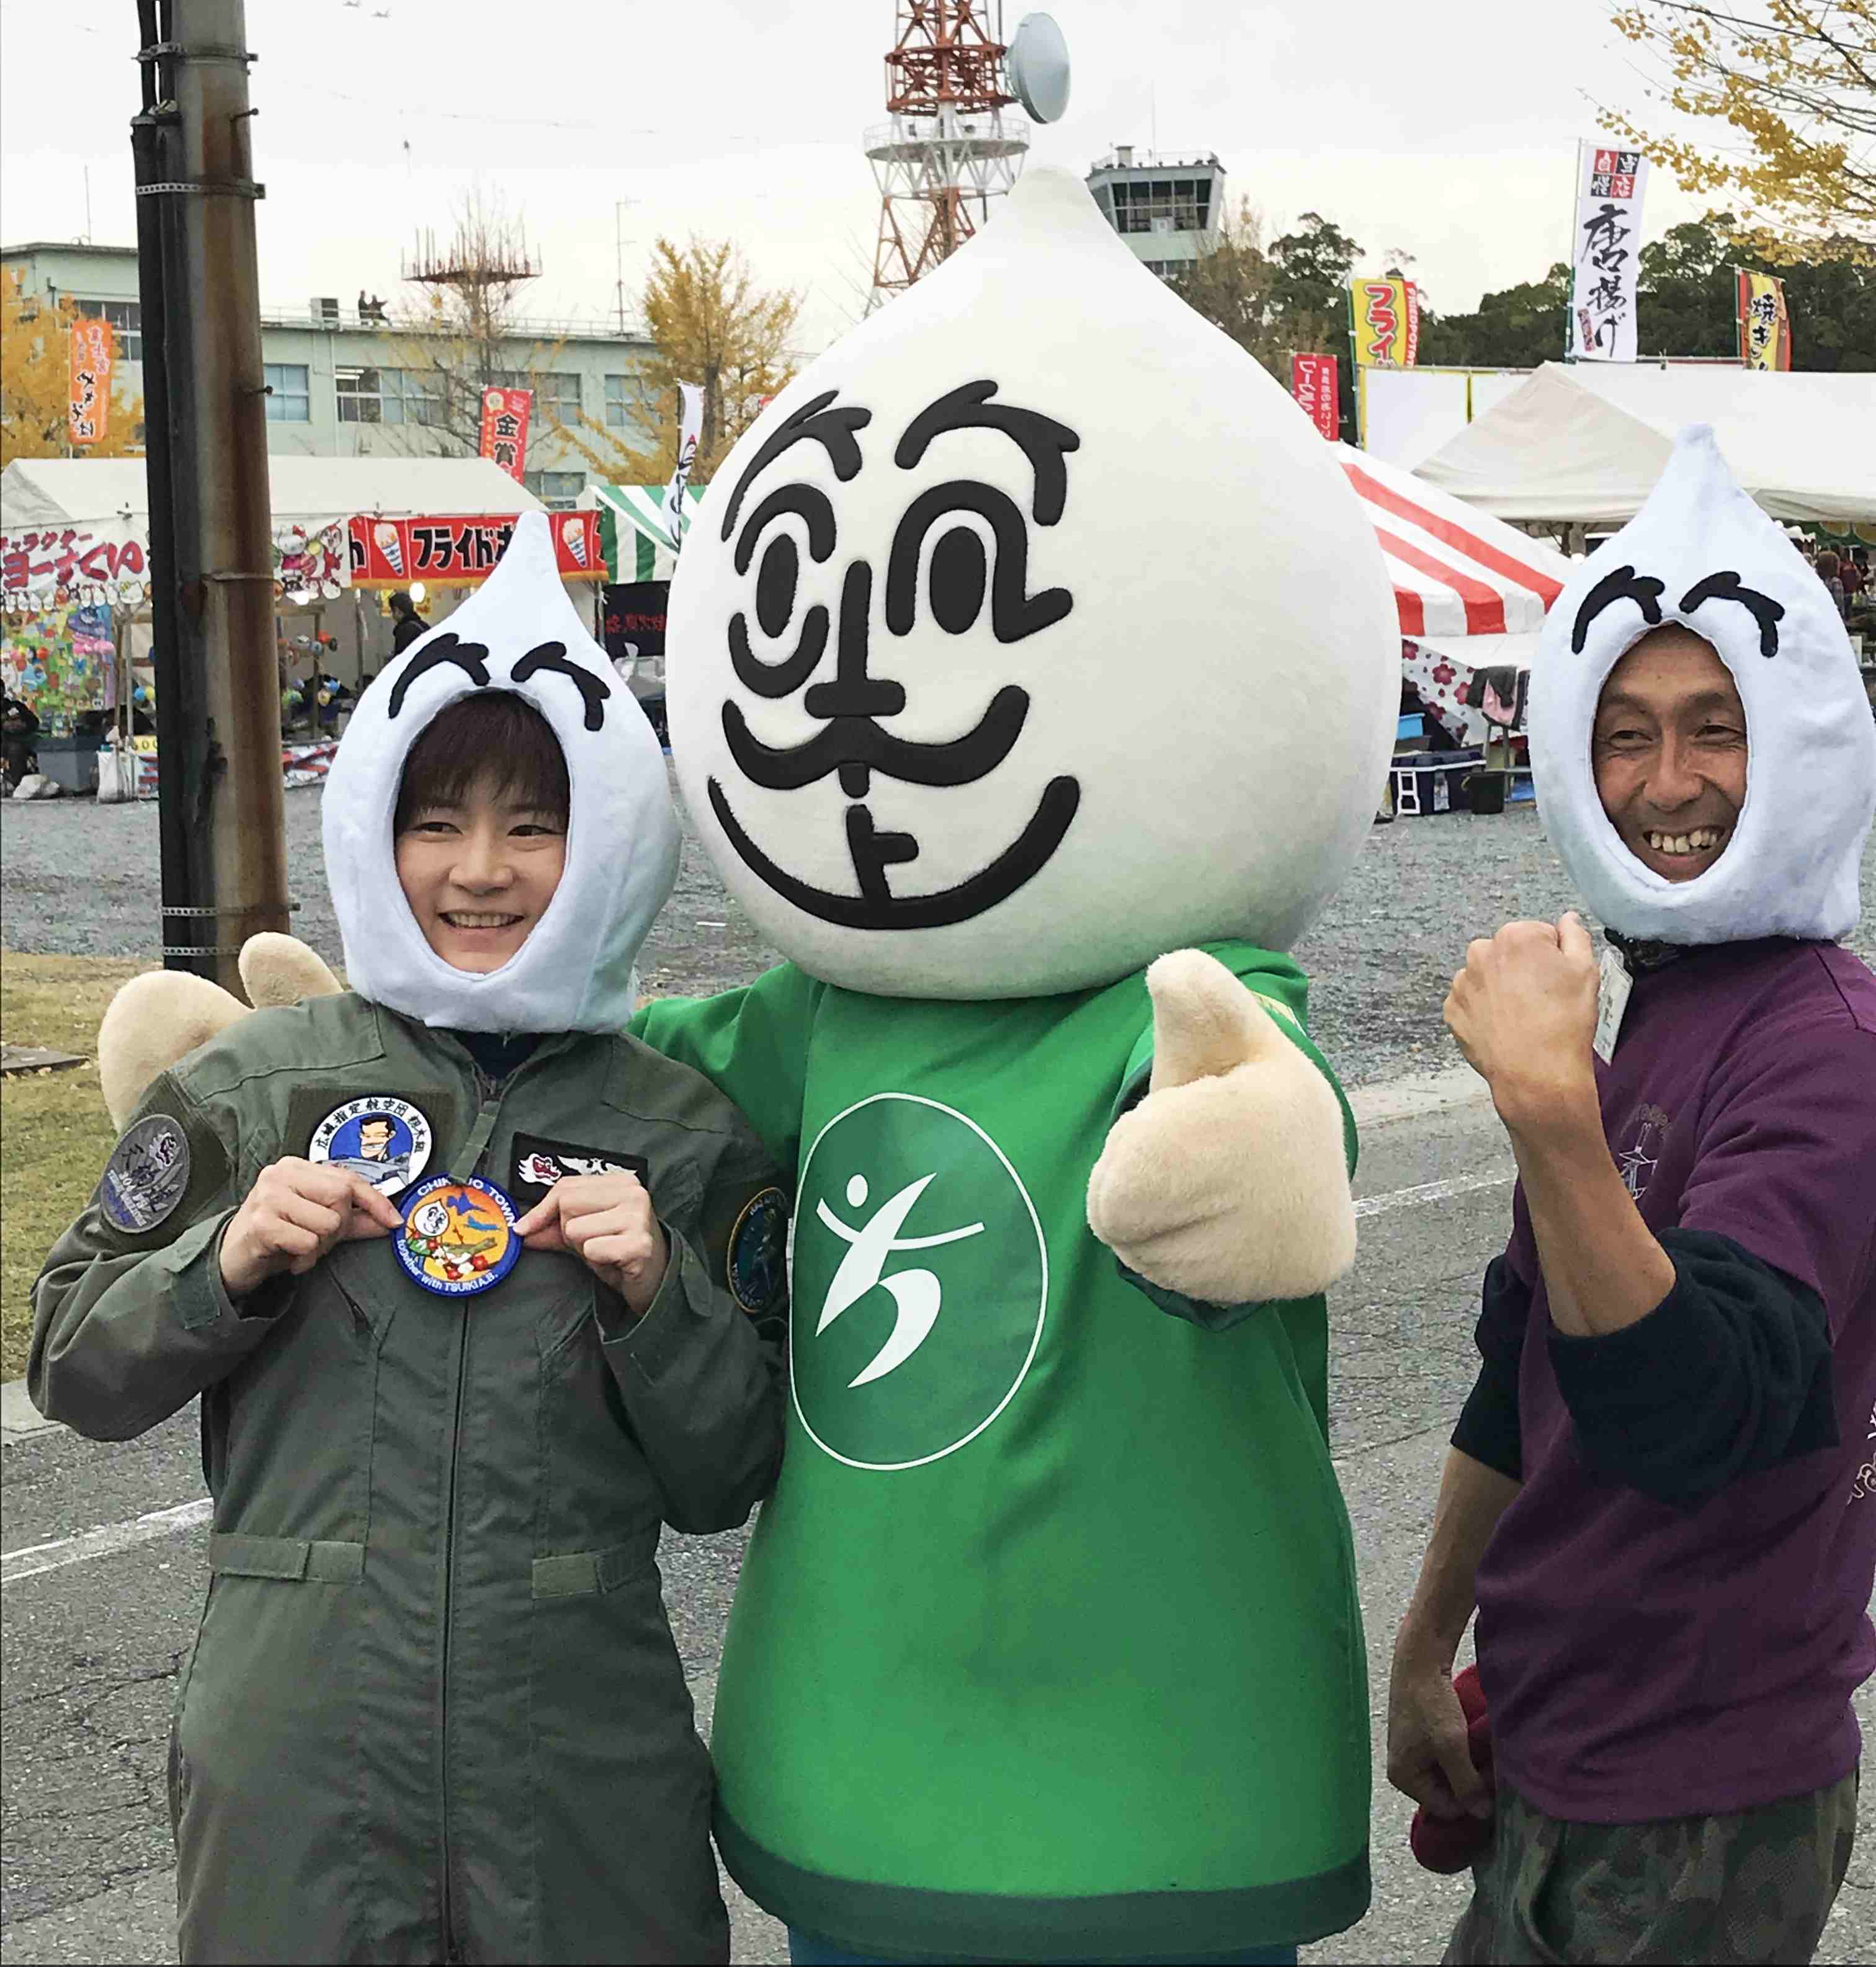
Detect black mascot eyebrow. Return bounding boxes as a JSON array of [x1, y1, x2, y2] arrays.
[[893, 380, 1081, 526], [388, 633, 490, 717], [720, 390, 872, 542], [512, 641, 611, 730], [1571, 565, 1666, 653], [1680, 570, 1785, 659]]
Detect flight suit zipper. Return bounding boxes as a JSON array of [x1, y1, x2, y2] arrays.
[[437, 1081, 508, 1961]]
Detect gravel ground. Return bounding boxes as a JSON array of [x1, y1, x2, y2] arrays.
[[4, 772, 1873, 1088]]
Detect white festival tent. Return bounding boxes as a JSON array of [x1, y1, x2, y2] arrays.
[[1413, 362, 1876, 527]]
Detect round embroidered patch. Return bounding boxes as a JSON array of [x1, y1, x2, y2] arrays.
[[395, 1175, 521, 1297], [728, 1184, 788, 1315], [308, 1097, 432, 1198], [100, 1115, 192, 1233]]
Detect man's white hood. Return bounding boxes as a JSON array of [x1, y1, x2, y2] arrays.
[[1529, 425, 1875, 945], [322, 512, 679, 1031]]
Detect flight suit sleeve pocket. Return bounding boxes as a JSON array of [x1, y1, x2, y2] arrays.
[[530, 1527, 659, 1599], [208, 1533, 364, 1582]]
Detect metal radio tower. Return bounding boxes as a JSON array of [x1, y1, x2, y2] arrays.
[[865, 1, 1029, 313]]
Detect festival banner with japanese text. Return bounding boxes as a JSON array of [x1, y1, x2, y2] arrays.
[[1290, 352, 1340, 439], [68, 316, 115, 447], [1735, 269, 1792, 372], [1570, 143, 1650, 362], [347, 511, 602, 587], [1349, 279, 1419, 368], [1, 524, 148, 609], [478, 386, 533, 482]]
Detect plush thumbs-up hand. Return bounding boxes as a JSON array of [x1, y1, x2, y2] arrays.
[[1086, 950, 1357, 1305]]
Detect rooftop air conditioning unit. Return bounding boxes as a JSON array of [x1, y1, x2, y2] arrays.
[[311, 296, 339, 327]]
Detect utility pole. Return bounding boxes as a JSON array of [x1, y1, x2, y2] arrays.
[[131, 0, 289, 992]]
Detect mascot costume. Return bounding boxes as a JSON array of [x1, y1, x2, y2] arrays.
[[103, 170, 1400, 1961]]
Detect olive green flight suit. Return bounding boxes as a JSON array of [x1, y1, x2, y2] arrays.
[[30, 991, 787, 1966]]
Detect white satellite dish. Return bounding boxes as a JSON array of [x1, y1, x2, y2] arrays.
[[1007, 12, 1071, 125]]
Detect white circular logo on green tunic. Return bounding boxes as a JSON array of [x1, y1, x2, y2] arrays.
[[790, 1094, 1047, 1471]]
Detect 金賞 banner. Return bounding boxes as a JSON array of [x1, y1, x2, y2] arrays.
[[478, 387, 533, 482], [1570, 144, 1651, 362]]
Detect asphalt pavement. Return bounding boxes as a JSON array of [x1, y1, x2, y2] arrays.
[[7, 1073, 1870, 1966]]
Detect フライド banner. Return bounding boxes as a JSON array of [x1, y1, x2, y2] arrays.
[[1735, 270, 1792, 372], [1349, 279, 1418, 368], [478, 386, 533, 482], [347, 511, 601, 587], [1570, 144, 1650, 362], [68, 317, 114, 447], [1290, 353, 1339, 439]]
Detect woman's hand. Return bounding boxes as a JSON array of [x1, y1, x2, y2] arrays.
[[220, 1158, 403, 1298], [515, 1172, 669, 1317]]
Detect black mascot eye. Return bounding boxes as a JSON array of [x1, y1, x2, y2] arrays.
[[929, 527, 988, 635], [756, 534, 800, 639]]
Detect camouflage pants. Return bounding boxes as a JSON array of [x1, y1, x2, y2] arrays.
[[1441, 1773, 1857, 1966]]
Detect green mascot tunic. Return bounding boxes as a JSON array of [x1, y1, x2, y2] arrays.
[[637, 946, 1369, 1958], [645, 163, 1401, 1961]]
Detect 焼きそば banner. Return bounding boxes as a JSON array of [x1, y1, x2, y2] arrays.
[[1349, 279, 1418, 368], [348, 511, 602, 587], [1735, 270, 1792, 372]]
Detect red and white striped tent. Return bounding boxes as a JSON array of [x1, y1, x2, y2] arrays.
[[1336, 443, 1568, 637]]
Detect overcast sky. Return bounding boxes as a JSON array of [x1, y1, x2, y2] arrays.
[[1, 0, 1713, 353]]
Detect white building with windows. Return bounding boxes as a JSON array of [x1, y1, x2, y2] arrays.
[[3, 241, 657, 509], [1083, 149, 1226, 278]]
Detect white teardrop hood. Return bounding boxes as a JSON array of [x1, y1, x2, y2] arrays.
[[1529, 426, 1875, 945], [322, 512, 679, 1032]]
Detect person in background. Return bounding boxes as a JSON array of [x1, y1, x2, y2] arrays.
[[1388, 430, 1876, 1966], [2, 687, 41, 790], [388, 589, 426, 658], [1815, 549, 1849, 621]]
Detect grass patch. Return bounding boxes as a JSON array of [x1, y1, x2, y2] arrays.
[[2, 952, 151, 1380]]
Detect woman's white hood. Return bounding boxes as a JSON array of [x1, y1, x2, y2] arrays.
[[1529, 426, 1875, 945], [321, 512, 679, 1031]]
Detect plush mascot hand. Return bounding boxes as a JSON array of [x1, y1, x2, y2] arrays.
[[97, 934, 342, 1130], [1086, 950, 1357, 1305]]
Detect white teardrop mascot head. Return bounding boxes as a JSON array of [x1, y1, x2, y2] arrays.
[[666, 169, 1399, 999], [1529, 426, 1876, 944], [323, 511, 679, 1030]]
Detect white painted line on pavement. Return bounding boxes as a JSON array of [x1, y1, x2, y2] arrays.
[[1, 1169, 1516, 1590], [1354, 1169, 1514, 1219], [2, 1496, 212, 1586]]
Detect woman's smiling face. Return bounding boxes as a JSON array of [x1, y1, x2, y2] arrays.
[[394, 776, 568, 973], [1591, 625, 1748, 884]]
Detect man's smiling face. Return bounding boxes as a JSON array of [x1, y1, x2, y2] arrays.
[[1592, 625, 1747, 883]]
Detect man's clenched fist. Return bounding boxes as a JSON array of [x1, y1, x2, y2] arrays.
[[220, 1157, 404, 1298]]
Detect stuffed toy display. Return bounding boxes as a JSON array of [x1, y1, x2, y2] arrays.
[[632, 167, 1400, 1961], [1530, 424, 1876, 943]]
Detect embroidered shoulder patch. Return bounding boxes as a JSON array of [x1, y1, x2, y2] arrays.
[[728, 1185, 789, 1316], [100, 1115, 192, 1233]]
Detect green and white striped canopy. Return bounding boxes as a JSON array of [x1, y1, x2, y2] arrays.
[[592, 483, 707, 582]]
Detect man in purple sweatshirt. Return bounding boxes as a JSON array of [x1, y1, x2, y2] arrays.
[[1387, 427, 1876, 1966]]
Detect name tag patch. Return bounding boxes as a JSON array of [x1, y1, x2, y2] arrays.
[[308, 1096, 433, 1197], [101, 1115, 192, 1233], [509, 1133, 649, 1211]]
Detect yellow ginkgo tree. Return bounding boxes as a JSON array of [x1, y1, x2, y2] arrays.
[[1, 268, 146, 464], [1607, 1, 1876, 259]]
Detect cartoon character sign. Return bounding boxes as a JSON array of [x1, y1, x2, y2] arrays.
[[640, 169, 1398, 1961], [395, 1176, 520, 1296]]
